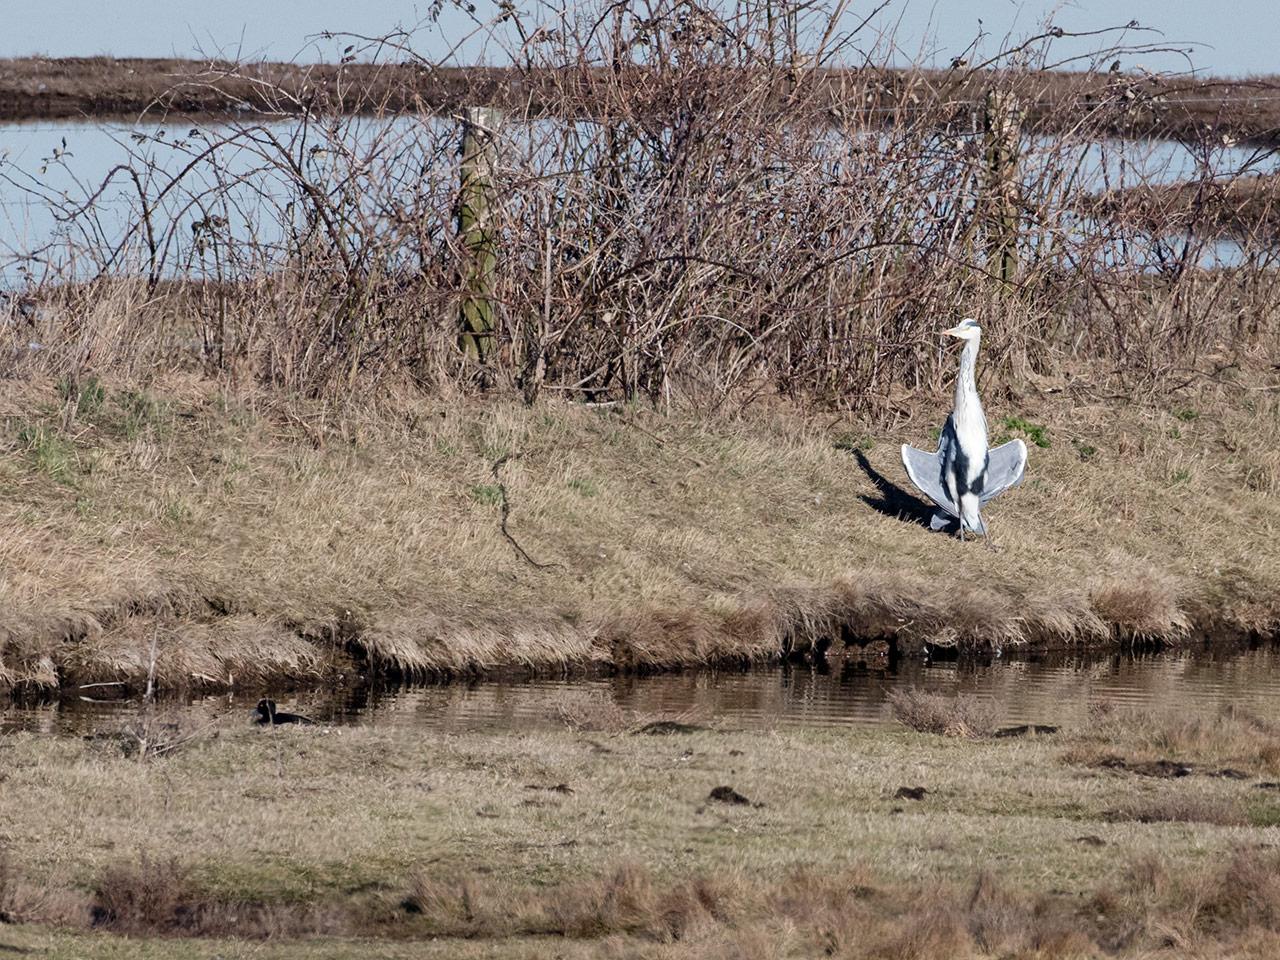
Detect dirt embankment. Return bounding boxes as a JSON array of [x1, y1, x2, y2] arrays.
[[1089, 171, 1280, 241], [1, 372, 1277, 695]]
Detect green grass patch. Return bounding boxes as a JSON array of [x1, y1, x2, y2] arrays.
[[56, 374, 106, 417], [17, 423, 78, 484], [1072, 439, 1098, 461], [469, 483, 503, 506], [1000, 415, 1051, 449], [117, 390, 165, 439], [833, 432, 875, 453], [161, 499, 193, 526], [1248, 802, 1280, 828], [567, 477, 599, 497]]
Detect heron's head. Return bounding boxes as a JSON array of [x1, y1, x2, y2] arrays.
[[942, 318, 981, 342]]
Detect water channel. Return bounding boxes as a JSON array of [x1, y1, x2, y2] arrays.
[[5, 642, 1279, 737]]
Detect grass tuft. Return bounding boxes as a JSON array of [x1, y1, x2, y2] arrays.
[[16, 423, 77, 483], [887, 688, 999, 738], [999, 415, 1051, 449]]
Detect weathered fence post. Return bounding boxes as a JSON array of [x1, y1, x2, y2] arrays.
[[458, 106, 502, 361], [983, 90, 1022, 285]]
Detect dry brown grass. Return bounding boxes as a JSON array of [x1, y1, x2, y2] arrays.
[[1064, 704, 1280, 777], [27, 850, 1280, 957], [1090, 575, 1189, 641], [1, 373, 1278, 692], [89, 856, 347, 939], [887, 688, 1000, 738], [1107, 793, 1251, 826], [6, 717, 1280, 956]]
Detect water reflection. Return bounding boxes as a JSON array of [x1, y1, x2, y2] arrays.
[[5, 643, 1280, 737]]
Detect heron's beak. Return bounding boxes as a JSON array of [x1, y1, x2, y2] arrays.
[[941, 325, 966, 339]]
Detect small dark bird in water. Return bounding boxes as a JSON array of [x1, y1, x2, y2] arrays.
[[253, 699, 314, 725]]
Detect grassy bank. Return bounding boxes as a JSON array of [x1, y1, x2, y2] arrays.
[[1093, 171, 1280, 242], [1, 372, 1277, 693], [7, 703, 1280, 956]]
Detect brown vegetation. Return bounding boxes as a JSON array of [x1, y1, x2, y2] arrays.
[[21, 825, 1280, 956], [1106, 793, 1250, 826], [6, 711, 1280, 956], [887, 688, 1000, 738], [88, 856, 340, 939], [0, 374, 1278, 693], [1093, 171, 1280, 241], [3, 3, 1278, 409], [1, 2, 1278, 691], [1064, 705, 1280, 778]]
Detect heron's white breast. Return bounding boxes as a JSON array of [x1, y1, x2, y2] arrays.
[[952, 403, 988, 483]]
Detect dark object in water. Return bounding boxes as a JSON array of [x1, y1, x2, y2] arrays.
[[636, 720, 708, 735], [992, 723, 1059, 738], [894, 786, 928, 801], [253, 699, 314, 725], [708, 785, 754, 806]]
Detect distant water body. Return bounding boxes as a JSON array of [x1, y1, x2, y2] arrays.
[[0, 118, 1274, 284]]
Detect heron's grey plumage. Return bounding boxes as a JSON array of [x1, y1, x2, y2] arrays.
[[900, 319, 1026, 536]]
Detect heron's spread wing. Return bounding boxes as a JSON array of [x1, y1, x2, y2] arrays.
[[980, 439, 1027, 503], [901, 442, 958, 518]]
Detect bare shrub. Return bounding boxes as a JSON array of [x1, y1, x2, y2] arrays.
[[545, 863, 665, 938], [399, 872, 483, 934], [1199, 849, 1280, 934], [63, 851, 1280, 953], [0, 850, 87, 927], [0, 850, 14, 923], [398, 863, 727, 941], [1, 3, 1275, 410], [888, 688, 999, 738], [89, 855, 342, 938], [1091, 851, 1280, 949], [90, 856, 196, 932], [553, 690, 632, 732]]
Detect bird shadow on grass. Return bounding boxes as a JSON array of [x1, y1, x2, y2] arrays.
[[848, 450, 936, 529]]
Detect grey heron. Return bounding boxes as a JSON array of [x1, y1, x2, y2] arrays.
[[900, 318, 1027, 538]]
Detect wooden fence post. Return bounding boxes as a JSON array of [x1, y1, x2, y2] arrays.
[[983, 90, 1022, 285], [458, 106, 502, 361]]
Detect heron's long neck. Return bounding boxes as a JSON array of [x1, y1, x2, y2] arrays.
[[954, 336, 982, 418]]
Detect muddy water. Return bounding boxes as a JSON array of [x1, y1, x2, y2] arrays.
[[4, 643, 1280, 737]]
